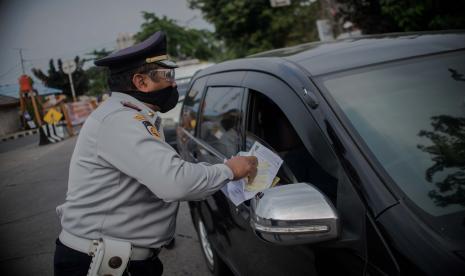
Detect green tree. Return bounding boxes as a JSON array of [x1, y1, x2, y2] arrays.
[[335, 0, 400, 34], [188, 0, 320, 58], [418, 115, 465, 207], [335, 0, 465, 34], [380, 0, 465, 32], [32, 56, 89, 98], [134, 12, 220, 61], [85, 49, 111, 96]]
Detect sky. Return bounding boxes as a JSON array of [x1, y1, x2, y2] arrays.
[[0, 0, 212, 91]]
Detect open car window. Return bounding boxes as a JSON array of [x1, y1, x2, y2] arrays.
[[245, 132, 298, 185], [246, 90, 338, 203]]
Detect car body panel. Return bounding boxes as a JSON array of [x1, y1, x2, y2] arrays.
[[251, 32, 465, 76], [177, 32, 465, 276]]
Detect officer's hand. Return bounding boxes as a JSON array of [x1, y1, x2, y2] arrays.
[[225, 156, 258, 181]]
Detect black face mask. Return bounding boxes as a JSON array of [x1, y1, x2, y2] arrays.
[[124, 86, 179, 113]]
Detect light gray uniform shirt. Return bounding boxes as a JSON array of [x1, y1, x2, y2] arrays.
[[57, 92, 233, 248]]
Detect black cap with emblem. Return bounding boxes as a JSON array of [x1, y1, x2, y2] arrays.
[[94, 31, 178, 73]]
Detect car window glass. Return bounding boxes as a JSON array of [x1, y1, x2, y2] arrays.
[[200, 86, 244, 158], [322, 51, 465, 218], [181, 77, 206, 135], [176, 80, 190, 97], [246, 91, 338, 203]]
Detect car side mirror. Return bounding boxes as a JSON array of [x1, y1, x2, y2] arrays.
[[250, 183, 339, 245]]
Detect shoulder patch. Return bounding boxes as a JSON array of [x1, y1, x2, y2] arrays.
[[141, 121, 160, 139], [134, 114, 146, 121], [121, 101, 142, 111]]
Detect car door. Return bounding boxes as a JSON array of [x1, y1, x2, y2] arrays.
[[225, 70, 373, 276], [192, 71, 250, 271], [182, 69, 394, 275]]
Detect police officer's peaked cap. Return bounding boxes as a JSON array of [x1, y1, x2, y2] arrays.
[[95, 31, 178, 73]]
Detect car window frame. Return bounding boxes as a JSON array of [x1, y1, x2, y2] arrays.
[[191, 71, 248, 160], [241, 71, 338, 178], [238, 72, 344, 204], [244, 88, 305, 185], [179, 76, 209, 136], [197, 85, 246, 159]]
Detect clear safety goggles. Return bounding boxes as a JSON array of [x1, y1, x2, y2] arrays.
[[147, 68, 176, 82]]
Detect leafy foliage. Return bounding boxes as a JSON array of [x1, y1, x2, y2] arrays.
[[380, 0, 465, 32], [418, 115, 465, 207], [188, 0, 320, 58], [85, 49, 111, 96], [335, 0, 465, 34], [134, 12, 219, 61], [32, 56, 89, 98], [334, 0, 400, 34]]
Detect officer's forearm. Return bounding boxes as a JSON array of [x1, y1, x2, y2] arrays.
[[142, 158, 233, 201]]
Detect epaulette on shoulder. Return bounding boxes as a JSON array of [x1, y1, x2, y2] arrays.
[[121, 101, 142, 111]]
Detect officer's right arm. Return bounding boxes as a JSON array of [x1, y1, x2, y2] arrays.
[[97, 110, 235, 202]]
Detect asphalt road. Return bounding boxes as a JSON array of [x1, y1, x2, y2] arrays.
[[0, 134, 210, 275]]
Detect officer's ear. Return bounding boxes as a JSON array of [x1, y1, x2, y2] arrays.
[[132, 73, 150, 92]]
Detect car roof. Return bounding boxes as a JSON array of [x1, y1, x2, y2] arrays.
[[198, 31, 465, 77]]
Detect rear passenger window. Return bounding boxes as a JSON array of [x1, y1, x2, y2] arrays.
[[200, 87, 244, 158], [181, 77, 206, 135], [246, 91, 338, 203]]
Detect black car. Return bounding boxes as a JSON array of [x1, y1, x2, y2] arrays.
[[176, 32, 465, 276]]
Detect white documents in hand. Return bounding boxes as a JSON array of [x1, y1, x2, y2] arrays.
[[221, 141, 283, 206]]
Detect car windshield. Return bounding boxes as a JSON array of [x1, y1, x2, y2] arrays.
[[320, 51, 465, 219]]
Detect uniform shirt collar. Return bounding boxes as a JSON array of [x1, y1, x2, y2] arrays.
[[110, 91, 160, 125]]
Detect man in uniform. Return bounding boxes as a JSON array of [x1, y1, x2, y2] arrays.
[[54, 31, 257, 276]]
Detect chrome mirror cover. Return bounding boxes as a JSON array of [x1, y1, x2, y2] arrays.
[[250, 183, 339, 245]]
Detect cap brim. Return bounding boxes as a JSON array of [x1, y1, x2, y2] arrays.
[[155, 59, 178, 68]]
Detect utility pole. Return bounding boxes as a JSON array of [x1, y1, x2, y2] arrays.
[[15, 48, 26, 74], [62, 60, 77, 102]]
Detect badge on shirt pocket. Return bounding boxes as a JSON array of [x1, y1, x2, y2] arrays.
[[134, 114, 145, 121], [142, 121, 160, 139]]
